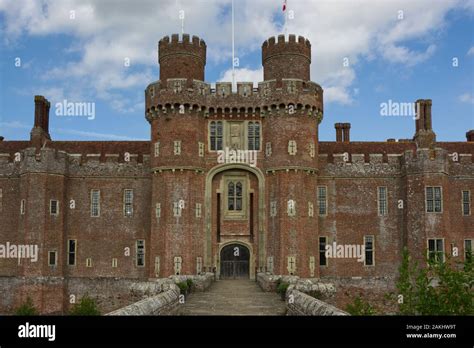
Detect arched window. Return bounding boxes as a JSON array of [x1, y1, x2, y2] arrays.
[[228, 181, 243, 211], [210, 121, 223, 151], [248, 122, 260, 150]]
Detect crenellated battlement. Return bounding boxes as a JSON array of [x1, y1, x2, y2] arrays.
[[262, 34, 311, 60], [145, 78, 323, 122], [158, 34, 206, 82]]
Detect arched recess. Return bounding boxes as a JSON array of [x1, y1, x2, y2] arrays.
[[218, 241, 253, 279], [204, 163, 266, 278]]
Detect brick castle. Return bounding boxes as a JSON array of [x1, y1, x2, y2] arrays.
[[0, 33, 472, 314]]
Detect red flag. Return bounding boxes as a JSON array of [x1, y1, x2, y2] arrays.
[[283, 0, 287, 12]]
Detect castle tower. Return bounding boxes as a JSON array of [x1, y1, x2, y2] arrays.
[[261, 35, 322, 278], [158, 34, 206, 82], [262, 34, 311, 82], [147, 34, 208, 278]]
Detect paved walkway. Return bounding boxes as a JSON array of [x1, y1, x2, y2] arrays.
[[181, 280, 286, 315]]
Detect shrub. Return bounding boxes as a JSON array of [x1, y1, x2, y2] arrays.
[[345, 296, 376, 315], [15, 297, 38, 316], [395, 248, 473, 315], [186, 278, 194, 290], [69, 296, 100, 316], [177, 281, 189, 295], [276, 281, 290, 299]]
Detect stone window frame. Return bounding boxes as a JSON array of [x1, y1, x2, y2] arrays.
[[287, 256, 297, 274], [112, 258, 118, 268], [50, 199, 59, 216], [308, 201, 314, 217], [319, 236, 328, 266], [464, 239, 473, 262], [270, 201, 277, 217], [173, 140, 182, 155], [86, 258, 92, 268], [20, 199, 26, 215], [67, 239, 77, 266], [377, 186, 388, 216], [287, 199, 296, 217], [364, 235, 375, 266], [198, 142, 205, 157], [195, 203, 202, 218], [48, 250, 57, 267], [90, 189, 100, 217], [288, 140, 297, 155], [317, 186, 327, 216], [265, 142, 272, 157], [154, 141, 160, 157], [427, 238, 444, 264], [173, 256, 182, 275], [425, 186, 443, 213], [173, 202, 182, 217], [123, 189, 134, 217], [462, 190, 471, 216], [222, 172, 249, 220], [155, 203, 161, 218], [136, 239, 145, 267], [209, 120, 223, 151], [309, 142, 315, 158], [247, 121, 261, 151]]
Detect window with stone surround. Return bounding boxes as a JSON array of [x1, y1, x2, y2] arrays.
[[265, 142, 272, 157], [364, 235, 374, 266], [173, 140, 181, 155], [319, 237, 327, 266], [67, 239, 76, 266], [20, 199, 26, 215], [210, 121, 223, 151], [378, 187, 387, 216], [86, 258, 92, 268], [427, 238, 444, 264], [288, 140, 297, 155], [155, 203, 161, 218], [228, 181, 243, 211], [48, 251, 57, 266], [465, 239, 473, 262], [136, 240, 145, 267], [309, 142, 315, 157], [195, 203, 202, 218], [270, 201, 277, 217], [124, 189, 133, 217], [462, 190, 471, 216], [287, 199, 296, 216], [112, 258, 118, 268], [317, 186, 327, 216], [90, 190, 100, 217], [50, 200, 59, 216], [154, 142, 160, 157], [248, 122, 261, 150], [198, 142, 205, 157], [426, 186, 442, 213]]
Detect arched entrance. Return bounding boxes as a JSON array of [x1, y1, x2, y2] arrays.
[[220, 244, 250, 279]]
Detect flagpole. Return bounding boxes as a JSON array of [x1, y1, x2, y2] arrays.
[[231, 0, 236, 91], [284, 1, 288, 37]]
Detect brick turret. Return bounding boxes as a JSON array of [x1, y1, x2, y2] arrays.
[[158, 34, 206, 83], [262, 34, 311, 82]]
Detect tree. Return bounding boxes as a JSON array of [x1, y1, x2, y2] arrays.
[[395, 248, 473, 315]]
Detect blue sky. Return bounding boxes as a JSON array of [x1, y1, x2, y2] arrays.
[[0, 0, 473, 142]]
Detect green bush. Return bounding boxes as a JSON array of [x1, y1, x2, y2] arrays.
[[276, 281, 290, 297], [395, 248, 473, 315], [15, 297, 38, 316], [177, 281, 189, 295], [345, 296, 376, 315], [69, 296, 100, 316], [186, 278, 194, 290]]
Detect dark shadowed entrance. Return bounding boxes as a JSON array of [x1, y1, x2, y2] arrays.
[[220, 244, 250, 279]]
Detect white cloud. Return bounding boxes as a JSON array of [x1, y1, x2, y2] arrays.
[[218, 67, 263, 87], [459, 93, 474, 104], [468, 46, 474, 56], [0, 0, 471, 107]]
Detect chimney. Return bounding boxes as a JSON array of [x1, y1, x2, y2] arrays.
[[335, 123, 343, 142], [31, 95, 51, 148], [467, 130, 474, 142], [414, 99, 436, 148], [342, 123, 351, 142]]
